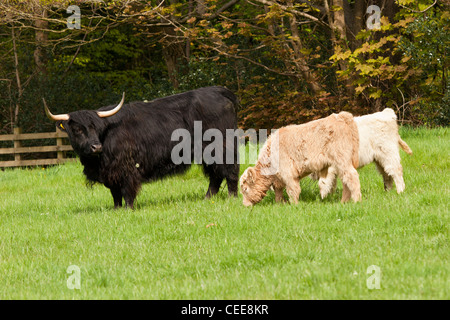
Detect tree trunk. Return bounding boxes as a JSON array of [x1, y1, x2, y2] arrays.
[[286, 0, 322, 95], [331, 0, 347, 48], [324, 0, 354, 95], [264, 5, 302, 91], [351, 0, 366, 50], [383, 0, 399, 22], [196, 0, 206, 16], [12, 27, 22, 128], [161, 27, 186, 89], [34, 7, 48, 75]]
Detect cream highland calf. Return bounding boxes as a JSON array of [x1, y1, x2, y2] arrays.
[[313, 108, 413, 198], [240, 112, 361, 206]]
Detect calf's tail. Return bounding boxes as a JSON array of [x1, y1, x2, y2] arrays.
[[398, 137, 413, 155]]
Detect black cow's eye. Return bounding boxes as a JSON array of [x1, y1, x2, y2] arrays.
[[73, 127, 84, 135]]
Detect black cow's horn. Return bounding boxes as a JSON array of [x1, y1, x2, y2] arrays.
[[43, 98, 70, 121], [97, 92, 125, 118]]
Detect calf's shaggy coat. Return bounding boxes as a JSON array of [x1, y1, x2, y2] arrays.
[[312, 108, 413, 198], [240, 112, 361, 206]]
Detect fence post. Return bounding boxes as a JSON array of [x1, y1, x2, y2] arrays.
[[13, 127, 22, 163], [56, 127, 63, 162]]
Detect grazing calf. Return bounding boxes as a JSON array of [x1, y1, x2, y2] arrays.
[[239, 112, 361, 206], [312, 108, 413, 198]]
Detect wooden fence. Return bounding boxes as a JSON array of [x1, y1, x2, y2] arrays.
[[0, 127, 74, 168]]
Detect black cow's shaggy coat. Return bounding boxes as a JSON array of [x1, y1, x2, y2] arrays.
[[50, 86, 239, 208]]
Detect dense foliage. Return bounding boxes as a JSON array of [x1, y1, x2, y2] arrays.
[[0, 0, 448, 135]]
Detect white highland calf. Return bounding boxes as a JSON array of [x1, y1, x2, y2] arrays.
[[240, 112, 361, 206], [313, 108, 413, 198]]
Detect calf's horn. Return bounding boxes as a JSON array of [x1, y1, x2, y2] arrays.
[[42, 98, 70, 121], [96, 92, 125, 118]]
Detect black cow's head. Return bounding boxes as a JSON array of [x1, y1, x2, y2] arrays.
[[43, 93, 125, 157]]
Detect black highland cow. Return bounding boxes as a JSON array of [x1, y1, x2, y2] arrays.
[[44, 86, 239, 208]]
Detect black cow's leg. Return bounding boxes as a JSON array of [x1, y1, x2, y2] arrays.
[[226, 176, 238, 197], [121, 182, 140, 209], [122, 190, 135, 209], [205, 175, 223, 198], [110, 186, 123, 209], [226, 163, 239, 197], [222, 137, 239, 197], [123, 195, 135, 209], [202, 163, 223, 198]]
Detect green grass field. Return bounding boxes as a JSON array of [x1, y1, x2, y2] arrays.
[[0, 127, 448, 299]]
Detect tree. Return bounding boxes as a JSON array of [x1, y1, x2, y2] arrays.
[[0, 0, 446, 134]]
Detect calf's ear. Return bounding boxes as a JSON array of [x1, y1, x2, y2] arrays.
[[247, 167, 256, 184]]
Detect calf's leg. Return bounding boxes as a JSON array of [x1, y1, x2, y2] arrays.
[[285, 178, 301, 204], [338, 166, 361, 203], [318, 166, 338, 199], [375, 147, 406, 193], [272, 178, 286, 203], [375, 160, 394, 191]]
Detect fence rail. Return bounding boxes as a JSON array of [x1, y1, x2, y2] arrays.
[[0, 127, 74, 168]]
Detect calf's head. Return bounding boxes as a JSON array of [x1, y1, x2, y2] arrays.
[[239, 167, 269, 207], [43, 93, 125, 157]]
